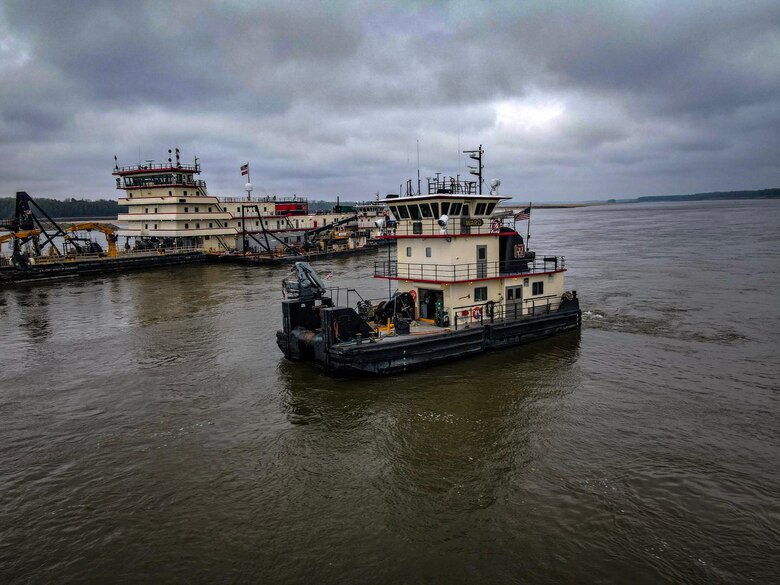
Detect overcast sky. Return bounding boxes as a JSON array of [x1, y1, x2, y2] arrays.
[[1, 1, 778, 202]]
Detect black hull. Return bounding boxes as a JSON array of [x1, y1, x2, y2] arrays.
[[212, 244, 380, 265], [277, 300, 582, 376], [0, 251, 205, 285]]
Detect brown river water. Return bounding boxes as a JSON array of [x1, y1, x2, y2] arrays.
[[1, 200, 778, 583]]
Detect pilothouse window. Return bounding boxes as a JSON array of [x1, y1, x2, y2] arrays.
[[440, 202, 450, 216], [486, 202, 496, 215], [397, 205, 410, 219], [407, 205, 421, 220], [419, 204, 432, 218], [450, 203, 462, 216], [430, 202, 439, 217], [475, 203, 487, 215]]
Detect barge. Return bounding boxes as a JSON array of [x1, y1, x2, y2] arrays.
[[0, 190, 206, 285], [277, 150, 581, 375]]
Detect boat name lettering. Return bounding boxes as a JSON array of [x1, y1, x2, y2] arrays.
[[463, 218, 484, 227]]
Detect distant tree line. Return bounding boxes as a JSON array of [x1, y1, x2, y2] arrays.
[[0, 197, 127, 219], [633, 188, 779, 203]]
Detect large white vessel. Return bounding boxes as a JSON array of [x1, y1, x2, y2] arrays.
[[114, 151, 233, 252], [114, 149, 378, 256]]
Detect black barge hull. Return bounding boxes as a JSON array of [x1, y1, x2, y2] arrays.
[[0, 251, 205, 285], [277, 299, 581, 376], [212, 244, 381, 265]]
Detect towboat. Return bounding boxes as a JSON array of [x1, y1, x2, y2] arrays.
[[276, 154, 581, 375]]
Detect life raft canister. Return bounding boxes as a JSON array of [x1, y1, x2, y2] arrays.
[[472, 306, 482, 320]]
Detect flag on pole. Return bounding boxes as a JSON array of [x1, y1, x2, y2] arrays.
[[240, 163, 249, 176], [514, 207, 530, 221]]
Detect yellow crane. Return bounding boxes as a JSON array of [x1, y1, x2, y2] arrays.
[[63, 223, 118, 257]]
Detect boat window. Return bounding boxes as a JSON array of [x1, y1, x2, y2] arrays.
[[532, 281, 544, 295], [449, 203, 462, 216], [485, 202, 496, 215], [425, 247, 432, 257], [419, 203, 432, 218], [389, 206, 399, 218], [475, 286, 488, 301], [406, 246, 412, 257], [397, 205, 410, 219], [184, 223, 189, 229], [407, 205, 421, 220], [475, 203, 487, 215], [440, 202, 450, 216], [462, 205, 470, 216], [196, 223, 200, 228], [145, 207, 149, 213], [430, 202, 439, 217], [184, 207, 189, 212]]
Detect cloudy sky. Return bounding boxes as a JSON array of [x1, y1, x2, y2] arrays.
[[1, 1, 778, 202]]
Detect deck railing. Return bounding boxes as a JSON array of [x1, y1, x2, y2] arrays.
[[382, 217, 515, 237], [114, 162, 199, 173], [5, 246, 205, 266], [375, 257, 564, 282], [449, 294, 564, 329]]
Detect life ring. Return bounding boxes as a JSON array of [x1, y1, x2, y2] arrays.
[[409, 289, 417, 301], [490, 218, 502, 233], [472, 306, 482, 320]]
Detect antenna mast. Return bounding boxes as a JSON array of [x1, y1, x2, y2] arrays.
[[417, 139, 421, 195], [463, 144, 484, 194]]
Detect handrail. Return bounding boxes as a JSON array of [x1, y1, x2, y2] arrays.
[[18, 246, 205, 265], [220, 195, 308, 204], [375, 256, 564, 281], [381, 217, 517, 237], [114, 162, 199, 173], [449, 294, 564, 329], [118, 179, 208, 190]]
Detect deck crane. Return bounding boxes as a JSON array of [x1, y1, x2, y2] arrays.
[[63, 223, 119, 257], [303, 215, 358, 251]]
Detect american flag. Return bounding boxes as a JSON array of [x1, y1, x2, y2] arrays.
[[240, 163, 249, 176], [514, 206, 531, 221]]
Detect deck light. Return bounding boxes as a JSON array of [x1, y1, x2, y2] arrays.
[[437, 214, 448, 234]]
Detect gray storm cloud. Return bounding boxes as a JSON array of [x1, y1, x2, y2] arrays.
[[0, 0, 778, 201]]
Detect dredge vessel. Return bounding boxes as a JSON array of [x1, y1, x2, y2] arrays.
[[1, 151, 389, 284], [277, 148, 581, 375]]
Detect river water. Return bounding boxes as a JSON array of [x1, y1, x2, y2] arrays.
[[1, 200, 778, 583]]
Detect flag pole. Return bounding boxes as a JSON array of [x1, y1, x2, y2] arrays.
[[526, 201, 532, 251]]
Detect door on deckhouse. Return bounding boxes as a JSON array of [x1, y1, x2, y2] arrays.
[[477, 245, 487, 278], [506, 285, 523, 320]]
